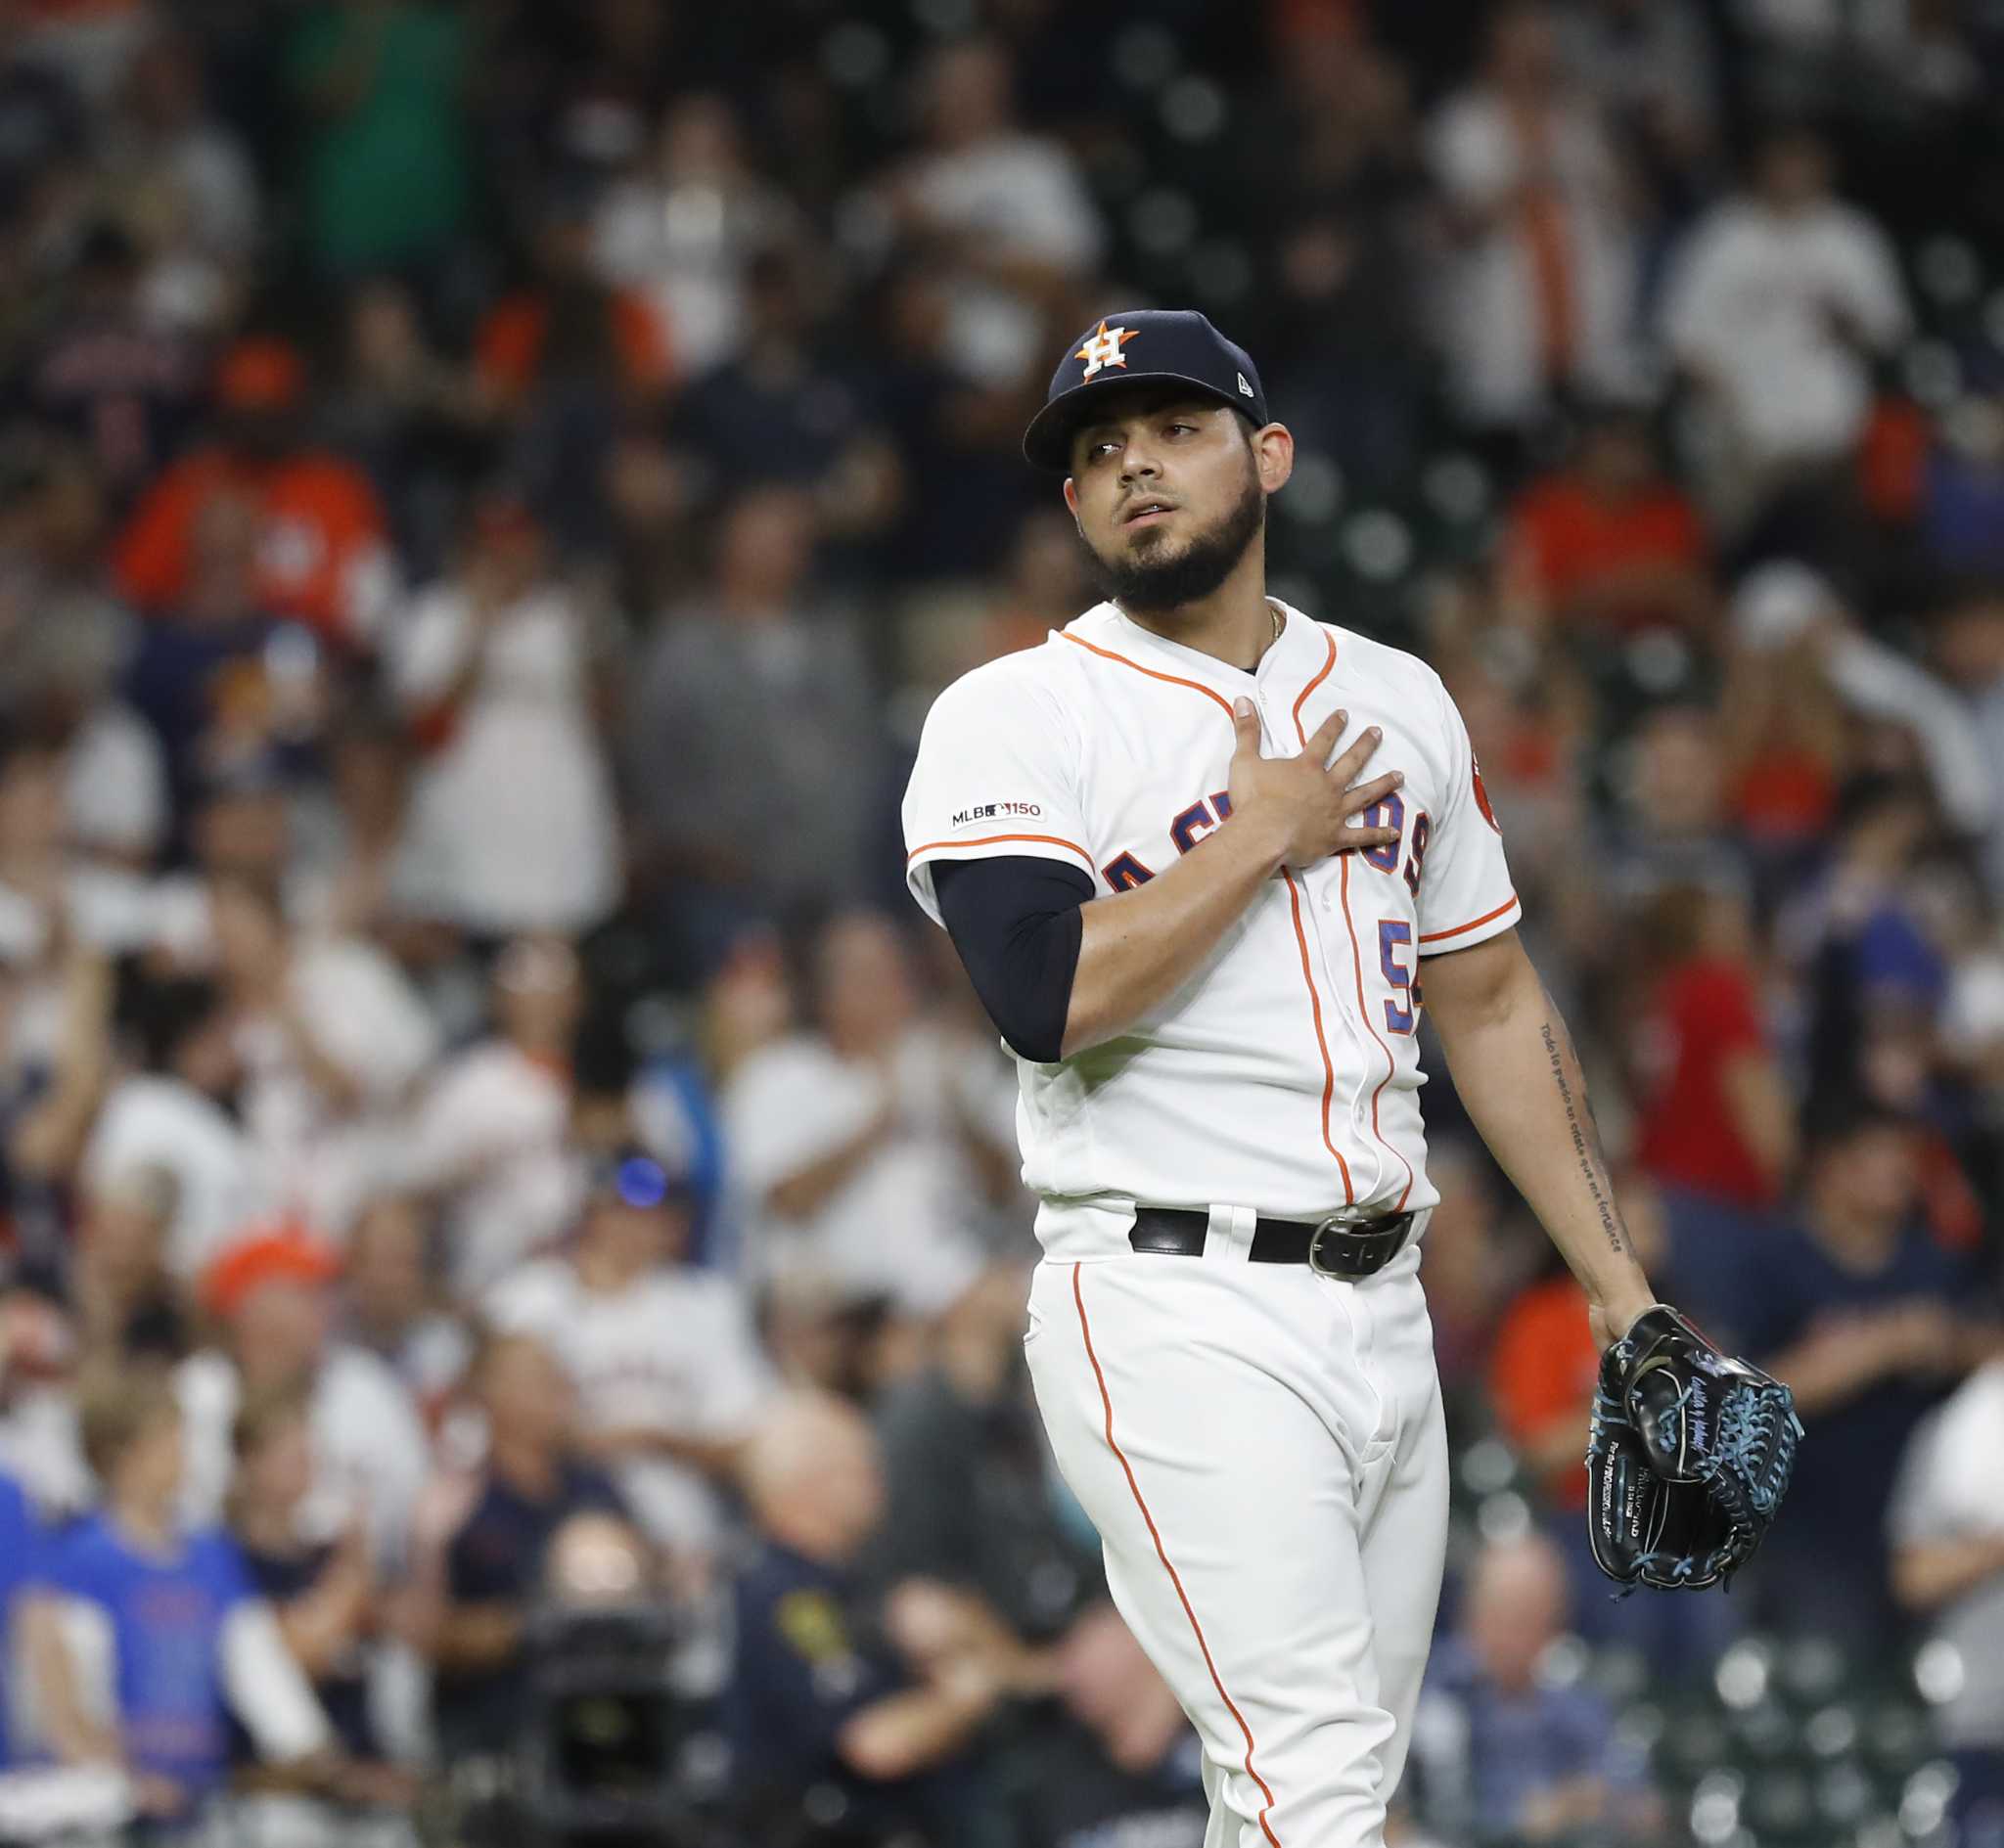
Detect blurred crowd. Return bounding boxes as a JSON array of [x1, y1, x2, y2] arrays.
[[0, 0, 1997, 1844]]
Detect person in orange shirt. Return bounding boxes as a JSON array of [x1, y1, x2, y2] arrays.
[[114, 338, 398, 651], [1501, 403, 1713, 639], [473, 193, 672, 413]]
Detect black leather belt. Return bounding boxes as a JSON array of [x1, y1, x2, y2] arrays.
[[1129, 1207, 1417, 1279]]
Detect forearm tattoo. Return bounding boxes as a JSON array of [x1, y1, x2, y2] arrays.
[[1540, 1015, 1630, 1259]]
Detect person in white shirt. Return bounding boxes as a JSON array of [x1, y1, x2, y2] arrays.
[[1889, 1359, 2004, 1843], [208, 876, 438, 1241], [1426, 3, 1640, 433], [592, 91, 798, 381], [484, 1150, 769, 1586], [724, 910, 995, 1326], [1661, 124, 1910, 512], [398, 934, 583, 1299], [865, 37, 1104, 391], [390, 492, 622, 939], [83, 970, 261, 1285], [177, 1229, 431, 1569]]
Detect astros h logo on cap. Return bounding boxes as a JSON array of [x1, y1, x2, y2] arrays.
[[1076, 320, 1139, 381], [1022, 307, 1272, 473]]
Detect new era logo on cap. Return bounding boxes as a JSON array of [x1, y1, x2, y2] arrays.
[[1237, 372, 1253, 397]]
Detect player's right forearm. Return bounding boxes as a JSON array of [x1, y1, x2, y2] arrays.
[[1063, 813, 1289, 1059]]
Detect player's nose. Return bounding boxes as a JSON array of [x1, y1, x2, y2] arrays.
[[1117, 447, 1163, 486]]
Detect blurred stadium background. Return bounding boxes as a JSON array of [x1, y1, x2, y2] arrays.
[[0, 0, 1998, 1843]]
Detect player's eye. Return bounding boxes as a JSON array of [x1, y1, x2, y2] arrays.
[[1165, 423, 1197, 435]]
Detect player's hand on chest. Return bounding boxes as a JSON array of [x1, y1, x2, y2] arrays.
[[1087, 699, 1436, 903]]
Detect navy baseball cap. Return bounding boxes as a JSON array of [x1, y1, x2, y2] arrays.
[[1023, 308, 1270, 473]]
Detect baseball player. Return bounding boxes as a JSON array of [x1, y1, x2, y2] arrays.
[[900, 310, 1799, 1848]]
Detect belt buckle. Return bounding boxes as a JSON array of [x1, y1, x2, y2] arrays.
[[1307, 1214, 1351, 1280]]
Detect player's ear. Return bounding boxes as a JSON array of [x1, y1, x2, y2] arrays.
[[1252, 422, 1294, 495], [1062, 477, 1080, 517]]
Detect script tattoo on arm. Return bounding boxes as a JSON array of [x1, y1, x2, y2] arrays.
[[1540, 1014, 1630, 1259]]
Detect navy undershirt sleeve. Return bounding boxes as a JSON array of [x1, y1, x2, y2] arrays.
[[930, 855, 1093, 1065]]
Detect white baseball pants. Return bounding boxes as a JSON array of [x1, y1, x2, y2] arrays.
[[1025, 1240, 1448, 1848]]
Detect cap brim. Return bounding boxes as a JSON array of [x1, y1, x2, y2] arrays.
[[1022, 374, 1254, 473]]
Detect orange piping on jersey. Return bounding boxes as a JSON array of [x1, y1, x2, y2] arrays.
[[1291, 624, 1338, 741], [1070, 1264, 1288, 1848], [1293, 628, 1414, 1212], [1417, 894, 1521, 944], [1058, 631, 1237, 715], [1338, 854, 1418, 1212], [1283, 867, 1355, 1204], [1064, 619, 1353, 1198], [906, 832, 1094, 865]]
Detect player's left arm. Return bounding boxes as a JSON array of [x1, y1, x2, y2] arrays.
[[1421, 927, 1657, 1347]]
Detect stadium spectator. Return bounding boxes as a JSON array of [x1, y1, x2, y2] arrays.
[[1933, 582, 2004, 896], [389, 491, 623, 939], [293, 707, 428, 945], [0, 1465, 44, 1767], [338, 1192, 468, 1424], [484, 1147, 769, 1584], [1728, 562, 1993, 841], [20, 1366, 332, 1825], [1722, 1104, 2003, 1651], [321, 278, 486, 586], [861, 35, 1103, 392], [476, 184, 673, 558], [1921, 383, 2004, 581], [205, 875, 437, 1240], [1788, 777, 1950, 1123], [667, 241, 904, 543], [15, 220, 201, 508], [592, 90, 799, 381], [1409, 1533, 1661, 1842], [178, 1228, 430, 1566], [1500, 403, 1713, 639], [81, 971, 256, 1284], [629, 487, 887, 966], [725, 910, 991, 1343], [120, 493, 293, 836], [225, 1385, 411, 1805], [1426, 2, 1641, 436], [100, 26, 259, 335], [68, 1166, 184, 1368], [1661, 124, 1910, 530], [1626, 883, 1795, 1214], [986, 1601, 1209, 1848], [398, 934, 584, 1298], [8, 593, 166, 876], [410, 1330, 629, 1761], [1598, 702, 1754, 914], [1556, 0, 1718, 222], [283, 0, 474, 286], [114, 338, 399, 650], [1890, 1357, 2004, 1848], [860, 1262, 1093, 1648], [728, 1390, 1004, 1843]]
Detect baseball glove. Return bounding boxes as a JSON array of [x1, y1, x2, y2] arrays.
[[1584, 1303, 1802, 1593]]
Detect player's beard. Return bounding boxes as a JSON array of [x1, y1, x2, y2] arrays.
[[1085, 457, 1265, 620]]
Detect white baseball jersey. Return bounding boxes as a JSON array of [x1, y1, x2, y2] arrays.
[[902, 598, 1519, 1255]]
